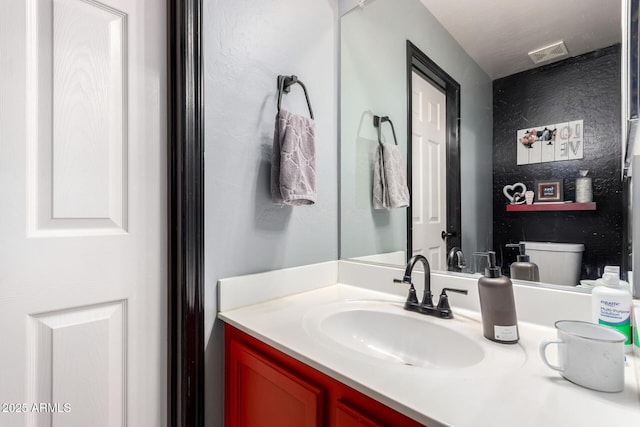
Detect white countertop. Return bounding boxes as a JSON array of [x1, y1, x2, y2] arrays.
[[218, 262, 640, 427]]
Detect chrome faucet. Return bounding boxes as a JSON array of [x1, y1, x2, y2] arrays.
[[394, 255, 468, 319], [447, 247, 466, 271]]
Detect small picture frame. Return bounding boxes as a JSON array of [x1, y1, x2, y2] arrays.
[[535, 179, 564, 202]]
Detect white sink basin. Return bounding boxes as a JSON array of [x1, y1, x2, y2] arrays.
[[319, 308, 484, 368], [303, 300, 526, 371]]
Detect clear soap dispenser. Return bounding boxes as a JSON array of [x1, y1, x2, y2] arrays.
[[506, 243, 540, 282], [474, 251, 519, 344]]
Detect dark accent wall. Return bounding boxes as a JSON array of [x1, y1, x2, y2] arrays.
[[492, 44, 623, 280]]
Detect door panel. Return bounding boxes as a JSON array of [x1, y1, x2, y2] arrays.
[[28, 0, 128, 235], [335, 399, 383, 427], [50, 0, 127, 223], [228, 340, 324, 427], [0, 0, 165, 425], [27, 301, 125, 427], [411, 71, 447, 269]]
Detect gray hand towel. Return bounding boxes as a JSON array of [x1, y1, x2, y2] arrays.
[[373, 143, 410, 209], [271, 109, 316, 205]]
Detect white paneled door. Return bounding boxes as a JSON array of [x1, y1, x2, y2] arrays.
[[0, 0, 165, 426], [411, 71, 447, 270]]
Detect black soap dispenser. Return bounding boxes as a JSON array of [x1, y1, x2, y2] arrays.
[[475, 251, 519, 344], [506, 243, 540, 282]]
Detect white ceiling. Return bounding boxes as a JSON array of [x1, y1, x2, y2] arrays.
[[419, 0, 622, 79]]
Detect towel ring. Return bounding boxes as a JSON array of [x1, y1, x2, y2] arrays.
[[373, 115, 398, 146], [277, 75, 314, 119]]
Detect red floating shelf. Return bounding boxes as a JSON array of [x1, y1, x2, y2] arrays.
[[506, 202, 597, 212]]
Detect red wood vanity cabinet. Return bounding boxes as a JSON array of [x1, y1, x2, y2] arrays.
[[224, 323, 426, 427]]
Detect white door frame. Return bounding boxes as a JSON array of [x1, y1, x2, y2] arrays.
[[406, 41, 462, 265]]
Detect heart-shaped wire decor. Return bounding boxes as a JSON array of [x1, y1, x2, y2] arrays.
[[503, 182, 527, 204]]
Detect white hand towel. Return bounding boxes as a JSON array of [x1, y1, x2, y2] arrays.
[[373, 143, 410, 209], [271, 109, 316, 205]]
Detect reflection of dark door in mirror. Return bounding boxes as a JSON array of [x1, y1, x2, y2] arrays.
[[405, 41, 461, 268]]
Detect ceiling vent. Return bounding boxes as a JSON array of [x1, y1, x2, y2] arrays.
[[528, 41, 569, 64]]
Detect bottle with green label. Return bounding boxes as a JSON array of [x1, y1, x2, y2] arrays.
[[591, 271, 632, 352]]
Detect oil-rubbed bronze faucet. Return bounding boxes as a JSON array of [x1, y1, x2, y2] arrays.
[[447, 247, 466, 271], [394, 255, 468, 319]]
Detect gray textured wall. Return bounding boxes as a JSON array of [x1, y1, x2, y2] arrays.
[[492, 45, 622, 279], [203, 1, 338, 425], [340, 0, 494, 263]]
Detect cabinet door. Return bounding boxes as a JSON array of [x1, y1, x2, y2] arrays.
[[227, 339, 324, 427], [335, 399, 385, 427]]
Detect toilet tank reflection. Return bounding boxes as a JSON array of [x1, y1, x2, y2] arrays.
[[523, 241, 585, 287]]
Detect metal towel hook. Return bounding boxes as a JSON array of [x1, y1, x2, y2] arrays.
[[277, 75, 314, 119], [373, 115, 398, 146]]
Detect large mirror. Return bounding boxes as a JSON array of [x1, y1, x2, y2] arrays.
[[340, 0, 628, 290]]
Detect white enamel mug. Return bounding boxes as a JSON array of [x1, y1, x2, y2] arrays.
[[539, 320, 626, 392]]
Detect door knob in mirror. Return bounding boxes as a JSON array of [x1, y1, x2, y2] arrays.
[[441, 231, 457, 240]]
